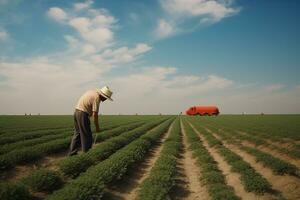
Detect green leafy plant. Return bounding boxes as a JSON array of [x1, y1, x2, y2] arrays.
[[22, 169, 62, 192], [0, 182, 32, 200]]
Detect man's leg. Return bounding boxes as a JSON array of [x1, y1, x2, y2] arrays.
[[78, 111, 93, 152], [68, 111, 81, 156]]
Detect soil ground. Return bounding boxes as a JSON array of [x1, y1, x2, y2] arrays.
[[208, 128, 300, 200]]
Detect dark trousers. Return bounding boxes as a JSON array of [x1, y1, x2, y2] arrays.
[[69, 110, 93, 156]]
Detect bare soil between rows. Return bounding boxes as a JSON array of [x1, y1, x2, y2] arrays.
[[207, 128, 300, 200], [191, 124, 277, 200], [170, 120, 209, 200], [102, 123, 174, 200], [1, 151, 68, 183]]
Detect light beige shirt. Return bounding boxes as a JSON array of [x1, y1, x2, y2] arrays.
[[75, 89, 101, 116]]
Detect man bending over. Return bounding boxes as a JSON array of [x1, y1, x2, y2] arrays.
[[69, 86, 113, 156]]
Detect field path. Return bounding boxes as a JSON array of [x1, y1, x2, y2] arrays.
[[209, 129, 300, 200], [170, 120, 210, 200], [189, 123, 275, 200], [102, 121, 174, 200]]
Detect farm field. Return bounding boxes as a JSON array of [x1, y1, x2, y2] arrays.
[[1, 115, 300, 200]]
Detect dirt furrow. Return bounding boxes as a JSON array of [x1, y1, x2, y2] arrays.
[[227, 144, 300, 200], [206, 128, 300, 170], [210, 131, 300, 200], [238, 131, 300, 153], [102, 123, 174, 200], [190, 124, 276, 200], [240, 141, 300, 169], [170, 120, 209, 200], [1, 151, 68, 183], [2, 125, 145, 182]]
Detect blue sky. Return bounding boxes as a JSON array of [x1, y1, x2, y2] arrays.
[[0, 0, 299, 114]]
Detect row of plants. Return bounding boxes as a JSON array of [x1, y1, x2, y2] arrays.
[[0, 116, 145, 145], [0, 126, 72, 137], [0, 127, 72, 146], [0, 120, 153, 171], [0, 120, 116, 146], [0, 117, 171, 200], [182, 119, 241, 200], [0, 120, 144, 155], [137, 118, 182, 200], [201, 123, 299, 176], [207, 123, 300, 159], [241, 146, 299, 176], [216, 115, 299, 141], [58, 119, 167, 177], [45, 118, 174, 200], [203, 116, 300, 154], [189, 121, 272, 194], [0, 181, 32, 200]]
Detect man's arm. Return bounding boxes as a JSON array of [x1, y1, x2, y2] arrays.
[[93, 111, 100, 132]]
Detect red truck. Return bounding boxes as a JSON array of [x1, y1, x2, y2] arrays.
[[186, 106, 220, 116]]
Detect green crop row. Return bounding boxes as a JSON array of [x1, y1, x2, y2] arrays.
[[0, 128, 72, 146], [46, 118, 174, 200], [207, 125, 299, 176], [207, 123, 300, 160], [0, 131, 72, 155], [22, 169, 63, 193], [218, 148, 272, 194], [190, 122, 272, 194], [202, 115, 300, 140], [182, 120, 240, 200], [0, 120, 149, 171], [0, 121, 144, 155], [0, 116, 145, 146], [201, 116, 300, 154], [0, 118, 172, 199], [137, 118, 182, 200], [188, 116, 299, 176], [0, 181, 32, 200], [58, 119, 165, 177], [0, 126, 73, 139], [241, 146, 299, 176], [202, 124, 300, 176]]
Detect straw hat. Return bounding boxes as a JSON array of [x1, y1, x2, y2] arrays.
[[98, 86, 113, 101]]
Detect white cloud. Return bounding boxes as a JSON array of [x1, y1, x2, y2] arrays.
[[68, 16, 114, 47], [74, 0, 93, 11], [91, 43, 152, 65], [155, 19, 175, 38], [0, 1, 153, 115], [0, 57, 104, 114], [47, 3, 117, 50], [102, 67, 235, 114], [64, 35, 79, 48], [0, 29, 9, 41], [162, 0, 239, 21], [82, 44, 97, 55], [264, 84, 284, 92], [1, 57, 300, 115], [1, 1, 299, 115], [47, 7, 68, 22], [155, 0, 240, 38], [69, 17, 91, 32]]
